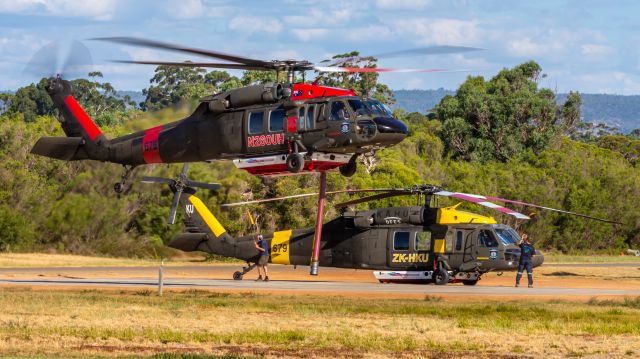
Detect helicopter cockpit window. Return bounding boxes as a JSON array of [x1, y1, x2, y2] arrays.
[[298, 107, 305, 129], [365, 99, 393, 117], [495, 228, 518, 246], [248, 111, 264, 134], [393, 231, 410, 251], [330, 101, 349, 121], [307, 105, 315, 129], [347, 99, 370, 118], [415, 231, 431, 251], [478, 230, 499, 247], [269, 108, 285, 132]]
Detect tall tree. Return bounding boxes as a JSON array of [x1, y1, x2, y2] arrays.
[[313, 52, 395, 105], [433, 61, 581, 162]]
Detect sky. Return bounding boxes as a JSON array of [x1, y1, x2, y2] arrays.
[[1, 0, 640, 94]]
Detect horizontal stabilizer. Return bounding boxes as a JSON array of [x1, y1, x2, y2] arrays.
[[30, 136, 85, 161], [168, 233, 208, 252]]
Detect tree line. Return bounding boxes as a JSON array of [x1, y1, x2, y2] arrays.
[[0, 58, 638, 256]]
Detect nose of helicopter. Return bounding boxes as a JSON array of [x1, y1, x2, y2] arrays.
[[370, 116, 408, 148], [373, 117, 409, 135]]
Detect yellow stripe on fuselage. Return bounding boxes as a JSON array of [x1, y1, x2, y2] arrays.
[[270, 229, 292, 265], [188, 195, 226, 237]]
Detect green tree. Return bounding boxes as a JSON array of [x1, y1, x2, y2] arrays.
[[433, 61, 579, 162], [313, 52, 395, 105], [5, 79, 56, 122]]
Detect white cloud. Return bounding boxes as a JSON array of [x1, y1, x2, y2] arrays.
[[0, 0, 118, 20], [581, 44, 613, 57], [268, 49, 301, 60], [574, 71, 640, 95], [507, 37, 545, 57], [346, 25, 393, 41], [284, 6, 354, 27], [292, 28, 329, 42], [229, 16, 283, 35], [168, 0, 204, 19], [376, 0, 431, 10], [393, 18, 480, 45]]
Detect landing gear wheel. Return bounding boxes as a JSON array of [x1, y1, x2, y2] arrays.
[[339, 156, 357, 177], [462, 279, 478, 286], [113, 182, 124, 194], [433, 269, 449, 285], [286, 153, 304, 173], [233, 271, 243, 281]]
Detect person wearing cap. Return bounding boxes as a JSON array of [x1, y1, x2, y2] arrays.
[[515, 233, 535, 288], [254, 234, 270, 281]]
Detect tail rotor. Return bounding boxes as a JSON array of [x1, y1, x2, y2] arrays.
[[141, 163, 221, 224]]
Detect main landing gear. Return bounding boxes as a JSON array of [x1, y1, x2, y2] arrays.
[[233, 263, 257, 280], [114, 165, 136, 194]]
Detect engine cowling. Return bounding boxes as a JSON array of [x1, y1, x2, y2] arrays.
[[227, 83, 289, 108]]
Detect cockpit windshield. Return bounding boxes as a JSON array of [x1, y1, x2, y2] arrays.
[[347, 99, 370, 117], [495, 228, 520, 245], [365, 99, 393, 117]]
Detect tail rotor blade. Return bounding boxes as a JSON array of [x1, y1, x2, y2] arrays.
[[185, 180, 221, 191], [167, 186, 183, 225], [140, 176, 173, 184]]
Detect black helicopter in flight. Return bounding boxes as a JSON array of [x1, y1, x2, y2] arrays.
[[29, 38, 479, 192], [143, 168, 619, 285]]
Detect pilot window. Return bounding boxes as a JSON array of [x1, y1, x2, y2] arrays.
[[298, 107, 305, 129], [347, 99, 369, 117], [248, 111, 264, 134], [456, 231, 463, 251], [415, 231, 431, 251], [330, 101, 349, 121], [479, 230, 499, 247], [307, 105, 315, 129], [269, 109, 285, 132], [393, 231, 410, 251]]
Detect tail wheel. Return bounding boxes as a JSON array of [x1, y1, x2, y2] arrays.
[[433, 269, 449, 285], [286, 153, 304, 173], [339, 156, 357, 177], [233, 271, 243, 281]]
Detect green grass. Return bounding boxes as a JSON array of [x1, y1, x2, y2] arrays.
[[1, 289, 640, 357]]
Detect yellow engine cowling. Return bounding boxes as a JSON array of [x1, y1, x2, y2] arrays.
[[436, 203, 497, 225]]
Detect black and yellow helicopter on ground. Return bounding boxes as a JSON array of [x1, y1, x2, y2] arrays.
[[143, 167, 619, 285]]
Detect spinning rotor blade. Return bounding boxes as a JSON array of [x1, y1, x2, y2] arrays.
[[112, 60, 268, 71], [464, 193, 623, 224], [434, 191, 530, 220], [24, 40, 93, 80], [93, 37, 270, 67], [314, 66, 469, 74], [322, 45, 483, 65]]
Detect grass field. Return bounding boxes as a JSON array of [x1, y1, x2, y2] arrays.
[[0, 288, 639, 358], [0, 253, 240, 268]]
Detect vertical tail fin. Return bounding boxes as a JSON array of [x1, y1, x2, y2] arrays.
[[31, 77, 109, 161]]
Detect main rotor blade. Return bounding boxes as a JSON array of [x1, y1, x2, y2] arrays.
[[140, 176, 174, 185], [112, 60, 268, 71], [314, 66, 469, 74], [435, 191, 530, 220], [185, 180, 221, 191], [221, 188, 401, 207], [470, 193, 623, 224], [334, 191, 410, 209], [93, 37, 271, 66]]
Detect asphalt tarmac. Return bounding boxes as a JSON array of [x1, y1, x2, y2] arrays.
[[1, 263, 639, 297]]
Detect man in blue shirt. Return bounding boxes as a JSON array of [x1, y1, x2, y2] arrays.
[[516, 233, 535, 288], [255, 234, 270, 281]]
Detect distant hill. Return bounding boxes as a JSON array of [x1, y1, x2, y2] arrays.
[[392, 90, 640, 133]]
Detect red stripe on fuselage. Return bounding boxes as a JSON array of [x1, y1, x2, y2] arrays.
[[64, 96, 102, 141], [142, 125, 163, 163]]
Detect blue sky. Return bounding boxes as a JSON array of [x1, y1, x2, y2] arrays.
[[1, 0, 640, 94]]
